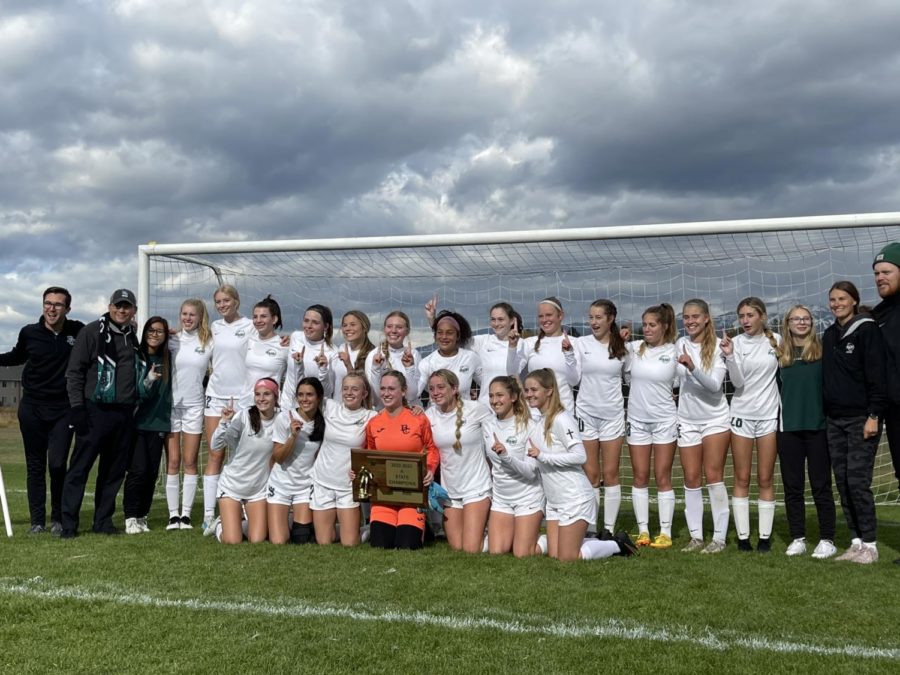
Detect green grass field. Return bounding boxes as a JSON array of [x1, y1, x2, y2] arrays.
[[1, 424, 898, 674]]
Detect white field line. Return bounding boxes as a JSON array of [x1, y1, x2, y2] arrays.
[[0, 577, 897, 661]]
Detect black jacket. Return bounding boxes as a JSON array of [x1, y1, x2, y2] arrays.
[[822, 314, 887, 418], [66, 318, 139, 407], [0, 317, 85, 405], [872, 293, 900, 405]]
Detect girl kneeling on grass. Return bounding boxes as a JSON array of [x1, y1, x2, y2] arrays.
[[483, 376, 544, 557], [209, 378, 280, 544], [523, 369, 636, 561]]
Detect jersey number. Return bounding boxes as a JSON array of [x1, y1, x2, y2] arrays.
[[731, 417, 744, 428]]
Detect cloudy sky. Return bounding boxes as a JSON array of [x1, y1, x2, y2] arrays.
[[2, 0, 900, 345]]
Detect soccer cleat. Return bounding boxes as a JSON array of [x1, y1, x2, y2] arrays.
[[166, 516, 181, 531], [49, 521, 63, 536], [811, 540, 837, 560], [125, 518, 140, 535], [851, 545, 878, 564], [634, 531, 651, 547], [785, 538, 807, 556], [179, 516, 193, 530], [613, 531, 638, 557], [650, 533, 672, 549], [737, 537, 753, 552], [28, 524, 46, 534], [756, 537, 771, 553], [203, 516, 220, 537], [700, 540, 726, 554], [137, 517, 150, 533], [681, 538, 704, 553], [836, 542, 863, 561]]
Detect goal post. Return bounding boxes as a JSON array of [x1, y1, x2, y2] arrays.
[[138, 211, 900, 505]]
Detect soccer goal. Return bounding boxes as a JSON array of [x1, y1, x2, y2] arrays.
[[138, 211, 900, 505]]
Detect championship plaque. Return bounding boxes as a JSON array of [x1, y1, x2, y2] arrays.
[[351, 449, 428, 508]]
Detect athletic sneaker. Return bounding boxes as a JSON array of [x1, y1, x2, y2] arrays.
[[681, 538, 704, 553], [203, 516, 220, 537], [785, 538, 807, 556], [650, 534, 672, 549], [137, 517, 150, 533], [125, 518, 141, 535], [700, 540, 726, 554], [811, 540, 837, 560], [756, 537, 771, 553], [50, 521, 63, 536], [28, 524, 46, 534], [634, 531, 651, 547], [613, 531, 638, 557], [179, 516, 193, 530], [836, 542, 863, 561], [851, 545, 878, 564], [737, 537, 753, 552], [597, 529, 615, 541], [166, 516, 181, 531], [360, 524, 371, 544]]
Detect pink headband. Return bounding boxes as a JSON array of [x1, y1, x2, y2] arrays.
[[436, 316, 460, 333], [254, 378, 280, 399]]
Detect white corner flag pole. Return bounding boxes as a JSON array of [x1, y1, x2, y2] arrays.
[[0, 465, 12, 537]]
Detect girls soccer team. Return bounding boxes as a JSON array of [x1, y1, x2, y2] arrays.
[[124, 283, 888, 563]]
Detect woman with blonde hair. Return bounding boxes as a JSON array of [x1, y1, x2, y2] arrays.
[[675, 299, 731, 554], [366, 310, 420, 409], [777, 305, 836, 558], [521, 298, 579, 414], [720, 297, 781, 552], [165, 298, 213, 530]]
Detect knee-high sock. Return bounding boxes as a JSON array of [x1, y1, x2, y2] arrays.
[[181, 474, 198, 518], [579, 538, 620, 560], [758, 499, 776, 539], [657, 490, 675, 537], [603, 484, 621, 533], [707, 482, 729, 543], [166, 474, 180, 517], [203, 474, 219, 519], [732, 496, 750, 540], [632, 486, 649, 533], [684, 486, 704, 540]]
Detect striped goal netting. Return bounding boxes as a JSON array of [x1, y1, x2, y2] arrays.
[[139, 212, 900, 505]]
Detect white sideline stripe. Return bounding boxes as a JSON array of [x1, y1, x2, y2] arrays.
[[0, 577, 897, 660]]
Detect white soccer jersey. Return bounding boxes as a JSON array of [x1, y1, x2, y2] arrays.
[[206, 316, 254, 399], [240, 334, 289, 409], [675, 336, 729, 423], [365, 345, 421, 409], [281, 332, 337, 409], [268, 410, 320, 495], [425, 399, 492, 500], [482, 415, 543, 506], [574, 335, 626, 420], [726, 332, 782, 420], [331, 344, 364, 402], [521, 335, 580, 413], [624, 341, 678, 423], [169, 330, 213, 408], [528, 411, 593, 507], [313, 399, 376, 491], [417, 348, 482, 402], [472, 333, 523, 404], [212, 410, 276, 501]]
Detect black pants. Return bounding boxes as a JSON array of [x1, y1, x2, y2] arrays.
[[777, 430, 835, 540], [826, 416, 880, 542], [17, 400, 73, 526], [884, 401, 900, 489], [369, 521, 424, 550], [61, 403, 135, 533], [123, 430, 165, 519]]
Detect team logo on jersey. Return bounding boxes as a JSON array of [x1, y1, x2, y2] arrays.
[[845, 343, 855, 354], [401, 424, 410, 434], [459, 366, 470, 373], [194, 346, 206, 354], [66, 335, 76, 346], [354, 418, 366, 426], [505, 435, 517, 445], [235, 329, 246, 338], [266, 348, 278, 357], [768, 349, 777, 357], [658, 355, 671, 363]]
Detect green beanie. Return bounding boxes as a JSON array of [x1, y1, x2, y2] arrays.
[[873, 242, 900, 269]]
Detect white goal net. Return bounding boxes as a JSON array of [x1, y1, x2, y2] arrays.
[[139, 212, 900, 505]]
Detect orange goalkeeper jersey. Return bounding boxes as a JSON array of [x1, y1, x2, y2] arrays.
[[365, 407, 440, 473]]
